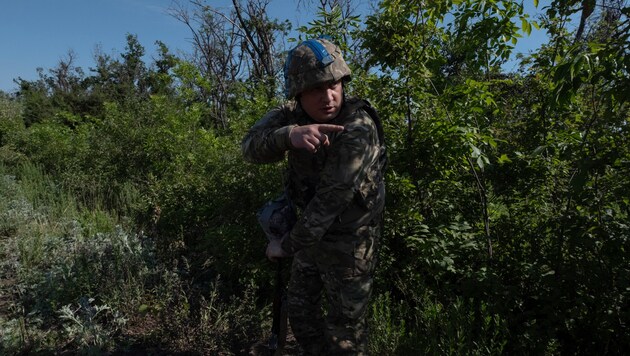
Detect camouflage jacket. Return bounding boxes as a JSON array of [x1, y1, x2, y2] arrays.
[[242, 97, 386, 254]]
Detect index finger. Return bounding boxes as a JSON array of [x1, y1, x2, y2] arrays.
[[316, 124, 344, 133]]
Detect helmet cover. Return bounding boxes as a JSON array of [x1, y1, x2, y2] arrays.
[[283, 38, 351, 99], [257, 193, 296, 241]]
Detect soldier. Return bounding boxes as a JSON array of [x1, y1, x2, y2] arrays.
[[242, 37, 386, 355]]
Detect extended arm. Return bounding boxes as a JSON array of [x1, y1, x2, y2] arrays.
[[242, 106, 344, 162], [242, 106, 296, 164]]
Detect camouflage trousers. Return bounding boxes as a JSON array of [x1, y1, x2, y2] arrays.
[[287, 224, 379, 356]]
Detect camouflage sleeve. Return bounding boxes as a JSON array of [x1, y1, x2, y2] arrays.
[[241, 105, 298, 164], [282, 110, 381, 253]]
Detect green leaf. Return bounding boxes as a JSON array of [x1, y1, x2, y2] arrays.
[[471, 144, 482, 157], [476, 155, 485, 169], [532, 146, 546, 155], [498, 154, 512, 164], [521, 18, 532, 36]]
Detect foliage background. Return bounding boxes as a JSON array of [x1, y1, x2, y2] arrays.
[[1, 0, 628, 354]]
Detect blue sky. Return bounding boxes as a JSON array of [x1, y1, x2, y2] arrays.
[[0, 0, 553, 93]]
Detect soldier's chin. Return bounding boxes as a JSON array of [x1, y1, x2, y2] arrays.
[[312, 109, 339, 122]]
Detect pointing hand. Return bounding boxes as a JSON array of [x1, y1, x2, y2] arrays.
[[289, 124, 344, 153]]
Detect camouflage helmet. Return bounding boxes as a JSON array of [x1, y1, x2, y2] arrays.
[[257, 193, 296, 241], [283, 38, 352, 99]]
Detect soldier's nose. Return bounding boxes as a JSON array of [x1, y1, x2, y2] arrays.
[[323, 88, 334, 102]]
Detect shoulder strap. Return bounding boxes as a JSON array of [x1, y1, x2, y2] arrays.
[[358, 99, 388, 173], [361, 99, 386, 147]]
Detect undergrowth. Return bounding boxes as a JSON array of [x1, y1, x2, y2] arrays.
[[0, 162, 267, 355]]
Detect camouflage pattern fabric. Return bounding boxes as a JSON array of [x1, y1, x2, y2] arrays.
[[288, 223, 379, 355], [242, 96, 386, 355]]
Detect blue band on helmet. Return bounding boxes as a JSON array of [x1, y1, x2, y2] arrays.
[[303, 39, 333, 66]]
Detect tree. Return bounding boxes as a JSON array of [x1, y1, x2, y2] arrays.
[[170, 0, 289, 129], [87, 34, 151, 105]]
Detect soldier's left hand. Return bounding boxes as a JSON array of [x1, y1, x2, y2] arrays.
[[266, 239, 289, 262]]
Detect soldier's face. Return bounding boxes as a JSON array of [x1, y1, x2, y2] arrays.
[[300, 80, 344, 122]]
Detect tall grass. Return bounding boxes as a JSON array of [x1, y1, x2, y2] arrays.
[[0, 162, 266, 354], [368, 291, 509, 355]]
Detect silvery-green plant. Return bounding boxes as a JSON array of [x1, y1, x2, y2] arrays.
[[58, 296, 127, 352]]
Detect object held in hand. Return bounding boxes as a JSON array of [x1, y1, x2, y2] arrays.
[[257, 193, 296, 242], [257, 193, 294, 355]]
